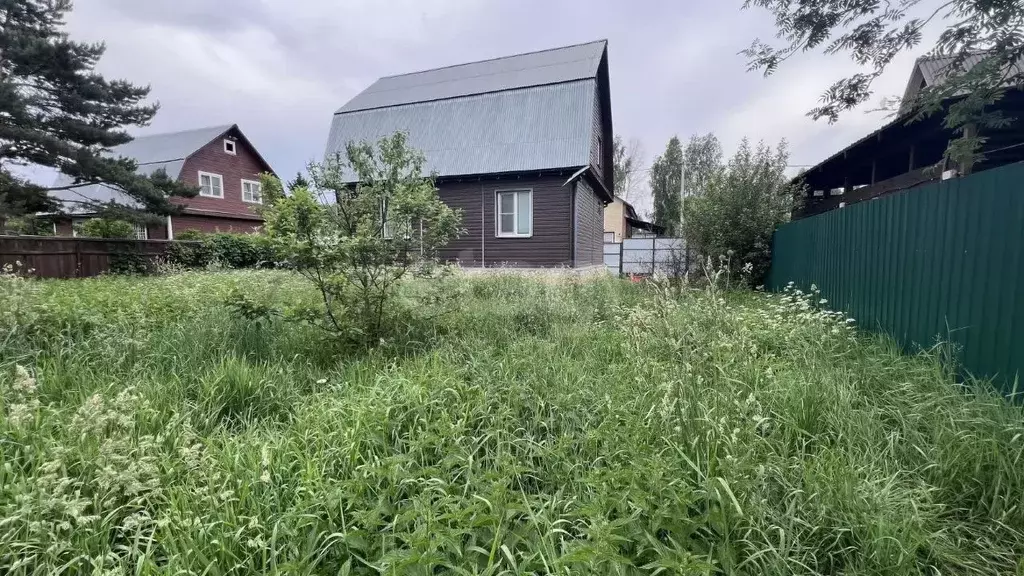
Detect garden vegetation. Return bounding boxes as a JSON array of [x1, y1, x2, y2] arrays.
[[1, 268, 1022, 574]]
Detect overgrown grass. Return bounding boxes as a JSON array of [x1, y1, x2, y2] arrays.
[[1, 270, 1022, 575]]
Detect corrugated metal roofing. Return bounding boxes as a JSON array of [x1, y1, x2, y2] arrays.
[[917, 53, 1024, 87], [111, 125, 233, 178], [325, 80, 596, 182], [338, 40, 606, 113], [49, 184, 141, 215], [48, 125, 230, 213]]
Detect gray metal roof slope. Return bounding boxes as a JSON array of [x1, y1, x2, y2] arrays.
[[917, 53, 1024, 87], [338, 40, 606, 113], [110, 124, 233, 179], [49, 184, 141, 215], [326, 79, 596, 182], [48, 125, 231, 214]]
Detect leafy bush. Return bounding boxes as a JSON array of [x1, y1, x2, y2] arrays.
[[166, 239, 215, 269], [208, 233, 276, 268], [684, 137, 801, 285], [79, 218, 135, 239], [263, 132, 462, 344], [166, 232, 276, 269]]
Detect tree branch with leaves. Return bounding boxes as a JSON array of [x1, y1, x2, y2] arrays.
[[261, 132, 463, 345], [742, 0, 1024, 168], [0, 0, 196, 220]]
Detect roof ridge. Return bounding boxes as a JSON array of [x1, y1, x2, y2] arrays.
[[127, 124, 234, 141], [379, 39, 607, 80], [335, 78, 593, 116], [356, 58, 597, 100]]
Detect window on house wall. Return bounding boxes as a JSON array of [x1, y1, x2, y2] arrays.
[[241, 179, 262, 204], [495, 189, 532, 237], [132, 223, 148, 240], [198, 172, 223, 198], [224, 139, 236, 155]]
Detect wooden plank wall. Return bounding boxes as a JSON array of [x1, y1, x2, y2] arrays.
[[0, 236, 174, 278]]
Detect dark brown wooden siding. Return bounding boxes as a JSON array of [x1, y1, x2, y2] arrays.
[[437, 180, 486, 264], [437, 174, 574, 267], [574, 177, 604, 266], [590, 90, 604, 180]]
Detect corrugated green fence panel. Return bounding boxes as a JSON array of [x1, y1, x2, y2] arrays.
[[769, 161, 1024, 395]]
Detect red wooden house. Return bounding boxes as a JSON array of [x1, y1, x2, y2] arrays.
[[50, 124, 276, 239]]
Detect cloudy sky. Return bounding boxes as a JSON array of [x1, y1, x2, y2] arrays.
[[65, 0, 943, 210]]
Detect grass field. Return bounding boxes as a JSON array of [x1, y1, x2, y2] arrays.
[[1, 269, 1022, 575]]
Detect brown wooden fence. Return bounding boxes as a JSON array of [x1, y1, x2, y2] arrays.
[[0, 236, 177, 278]]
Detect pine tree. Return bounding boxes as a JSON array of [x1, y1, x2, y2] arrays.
[[0, 0, 195, 219], [287, 172, 310, 191], [649, 136, 683, 236]]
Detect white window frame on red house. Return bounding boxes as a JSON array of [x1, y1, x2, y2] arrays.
[[223, 139, 237, 155], [241, 179, 262, 204], [494, 189, 533, 238], [198, 171, 224, 198], [132, 222, 148, 240]]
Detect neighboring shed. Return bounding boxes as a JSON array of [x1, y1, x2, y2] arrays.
[[324, 40, 614, 268]]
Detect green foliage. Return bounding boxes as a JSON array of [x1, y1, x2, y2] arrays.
[[108, 251, 149, 275], [683, 133, 725, 197], [650, 136, 684, 235], [0, 269, 1022, 574], [175, 229, 204, 241], [0, 0, 198, 219], [741, 0, 1024, 169], [258, 172, 285, 208], [79, 218, 134, 239], [611, 135, 643, 202], [684, 137, 799, 284], [0, 215, 54, 236], [263, 131, 463, 344], [166, 232, 276, 269], [286, 172, 310, 192]]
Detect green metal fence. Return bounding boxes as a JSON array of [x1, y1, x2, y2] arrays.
[[769, 162, 1024, 395]]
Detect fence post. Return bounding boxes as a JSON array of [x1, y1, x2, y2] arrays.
[[74, 238, 82, 278], [651, 241, 655, 276]]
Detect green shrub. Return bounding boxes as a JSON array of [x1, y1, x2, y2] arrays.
[[79, 218, 135, 239], [208, 233, 276, 268], [166, 239, 215, 269], [175, 229, 205, 241], [167, 232, 276, 269]]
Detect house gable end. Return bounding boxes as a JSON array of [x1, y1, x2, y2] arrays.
[[177, 129, 271, 219]]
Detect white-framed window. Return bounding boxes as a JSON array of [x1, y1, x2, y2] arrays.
[[241, 179, 262, 204], [223, 139, 236, 155], [133, 223, 148, 240], [495, 189, 532, 237], [198, 171, 223, 198]]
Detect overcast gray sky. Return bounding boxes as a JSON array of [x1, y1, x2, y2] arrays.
[[65, 0, 941, 212]]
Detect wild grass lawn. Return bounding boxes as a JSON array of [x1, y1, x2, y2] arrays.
[[1, 270, 1022, 575]]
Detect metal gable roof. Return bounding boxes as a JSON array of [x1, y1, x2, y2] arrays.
[[110, 125, 234, 177], [337, 40, 606, 113], [325, 79, 596, 183], [48, 125, 233, 214]]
